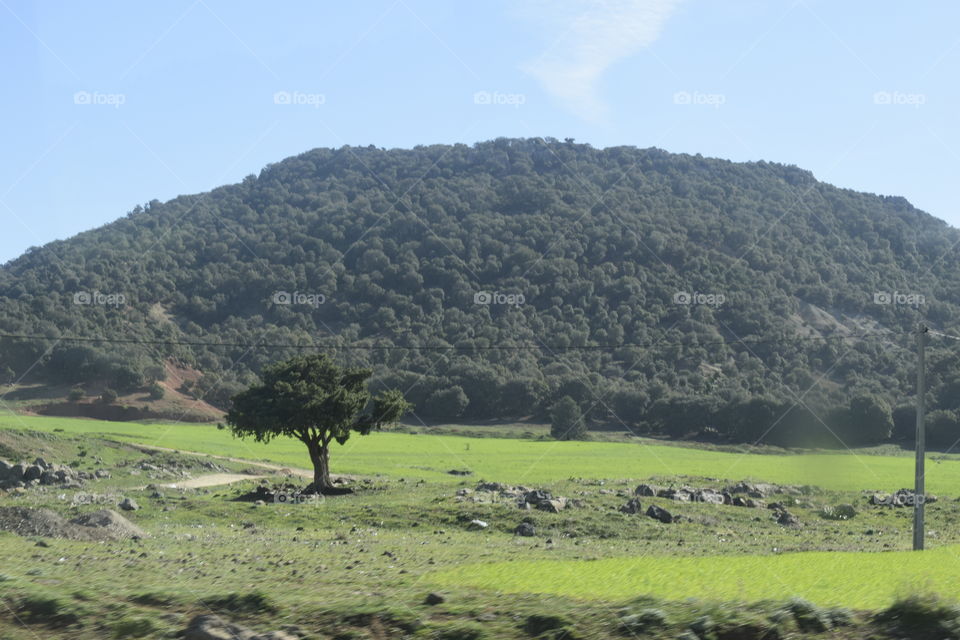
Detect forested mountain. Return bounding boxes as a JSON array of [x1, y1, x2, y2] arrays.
[[3, 138, 960, 446]]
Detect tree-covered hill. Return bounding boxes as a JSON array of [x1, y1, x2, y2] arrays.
[[2, 138, 959, 446]]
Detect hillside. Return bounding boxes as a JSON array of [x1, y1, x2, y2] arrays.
[[2, 138, 959, 445]]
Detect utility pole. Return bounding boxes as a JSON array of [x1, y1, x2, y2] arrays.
[[913, 323, 928, 551]]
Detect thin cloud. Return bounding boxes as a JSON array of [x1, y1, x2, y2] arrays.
[[519, 0, 683, 121]]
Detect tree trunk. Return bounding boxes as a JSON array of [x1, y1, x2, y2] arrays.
[[306, 440, 354, 495], [311, 444, 333, 493]]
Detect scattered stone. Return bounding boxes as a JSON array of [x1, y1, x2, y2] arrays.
[[183, 614, 297, 640], [424, 592, 445, 605], [514, 522, 536, 537], [646, 504, 675, 524], [447, 469, 472, 476], [118, 497, 140, 511], [455, 488, 473, 497], [619, 498, 643, 514]]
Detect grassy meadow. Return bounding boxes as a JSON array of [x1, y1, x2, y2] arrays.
[[3, 415, 960, 638]]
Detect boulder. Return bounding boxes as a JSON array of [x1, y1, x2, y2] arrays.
[[424, 593, 446, 605], [118, 497, 140, 511], [467, 519, 489, 530], [619, 498, 643, 514], [646, 504, 674, 524], [33, 458, 50, 470], [775, 510, 800, 527], [94, 469, 111, 479], [514, 522, 536, 537], [540, 498, 567, 513], [23, 465, 42, 482], [634, 484, 661, 497]]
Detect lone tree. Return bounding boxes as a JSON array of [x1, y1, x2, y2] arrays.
[[551, 395, 586, 441], [226, 354, 411, 494]]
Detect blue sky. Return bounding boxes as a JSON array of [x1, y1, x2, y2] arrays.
[[2, 0, 959, 264]]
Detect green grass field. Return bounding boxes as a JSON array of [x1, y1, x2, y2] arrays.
[[4, 415, 960, 638], [434, 546, 960, 609], [3, 414, 955, 493]]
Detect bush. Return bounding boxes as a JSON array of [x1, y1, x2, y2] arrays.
[[433, 621, 487, 640], [205, 591, 278, 615], [147, 382, 165, 400], [100, 388, 119, 404], [876, 593, 960, 637], [112, 616, 158, 638], [523, 613, 570, 636], [785, 597, 831, 633], [67, 387, 84, 402]]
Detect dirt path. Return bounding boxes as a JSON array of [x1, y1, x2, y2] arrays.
[[127, 442, 314, 477], [124, 442, 357, 487], [160, 473, 267, 489]]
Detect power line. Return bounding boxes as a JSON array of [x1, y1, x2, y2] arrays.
[[0, 330, 907, 351]]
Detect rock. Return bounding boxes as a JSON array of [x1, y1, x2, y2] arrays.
[[732, 496, 758, 508], [70, 509, 148, 539], [94, 469, 111, 479], [693, 489, 724, 505], [467, 519, 489, 530], [447, 469, 472, 476], [476, 481, 506, 492], [634, 484, 661, 497], [646, 504, 674, 524], [9, 464, 25, 482], [39, 470, 58, 485], [619, 498, 643, 514], [540, 498, 567, 513], [455, 488, 473, 497], [33, 458, 50, 470], [776, 510, 800, 526], [514, 522, 536, 537], [118, 498, 140, 511], [183, 614, 297, 640], [524, 489, 553, 505], [424, 592, 445, 605], [23, 465, 42, 482]]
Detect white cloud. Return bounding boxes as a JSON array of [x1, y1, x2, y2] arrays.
[[519, 0, 683, 121]]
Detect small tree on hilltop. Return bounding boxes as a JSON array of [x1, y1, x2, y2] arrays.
[[551, 395, 586, 441], [226, 354, 411, 494]]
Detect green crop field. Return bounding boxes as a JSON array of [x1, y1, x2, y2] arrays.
[[4, 414, 958, 493]]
